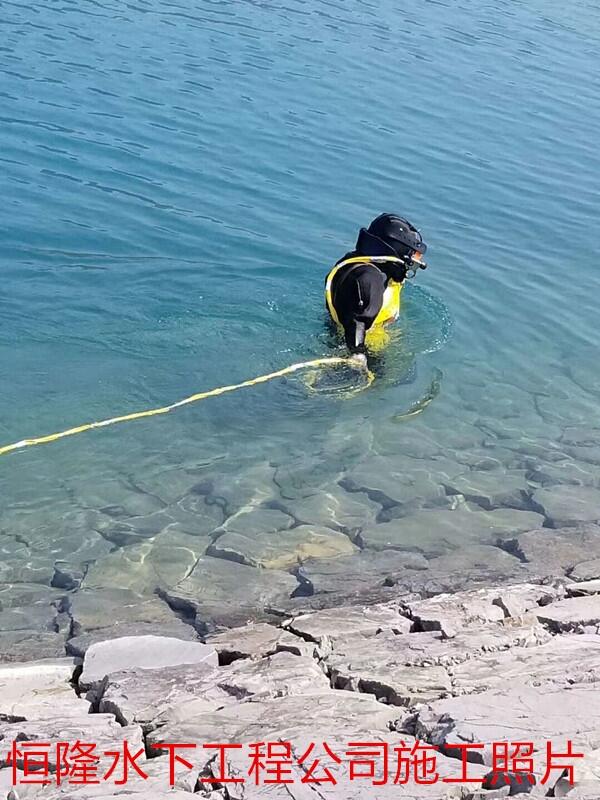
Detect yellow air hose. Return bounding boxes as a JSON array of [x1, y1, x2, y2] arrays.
[[0, 356, 374, 458]]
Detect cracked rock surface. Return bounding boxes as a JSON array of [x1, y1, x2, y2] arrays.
[[2, 576, 600, 799]]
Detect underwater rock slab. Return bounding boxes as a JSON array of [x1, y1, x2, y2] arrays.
[[0, 658, 87, 721], [273, 454, 346, 501], [69, 587, 186, 636], [532, 485, 600, 526], [295, 549, 428, 597], [503, 524, 600, 575], [79, 634, 217, 694], [444, 469, 532, 510], [420, 545, 531, 592], [528, 458, 599, 488], [204, 459, 279, 515], [359, 504, 545, 556], [207, 525, 357, 569], [160, 556, 298, 631], [451, 633, 600, 692], [284, 603, 411, 650], [216, 506, 294, 536], [0, 630, 67, 663], [279, 481, 380, 533], [82, 531, 211, 595], [342, 454, 447, 509]]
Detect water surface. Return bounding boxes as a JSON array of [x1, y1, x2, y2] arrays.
[[1, 0, 600, 620]]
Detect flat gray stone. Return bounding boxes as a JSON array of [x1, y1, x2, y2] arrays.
[[328, 640, 451, 706], [0, 630, 67, 663], [342, 455, 446, 509], [215, 506, 294, 536], [330, 617, 549, 670], [414, 684, 600, 782], [568, 578, 600, 595], [533, 486, 600, 526], [536, 595, 600, 632], [205, 621, 316, 662], [405, 583, 558, 637], [0, 658, 88, 720], [421, 545, 531, 592], [0, 714, 144, 774], [360, 504, 545, 556], [82, 531, 210, 595], [66, 620, 199, 658], [280, 482, 380, 533], [504, 525, 600, 575], [284, 603, 411, 651], [572, 558, 600, 581], [100, 652, 329, 733], [326, 617, 552, 707], [147, 690, 404, 752], [295, 549, 429, 597], [207, 525, 357, 570], [444, 469, 531, 510], [451, 633, 600, 692], [198, 731, 487, 799], [160, 556, 298, 631], [79, 635, 217, 693], [68, 588, 185, 636]]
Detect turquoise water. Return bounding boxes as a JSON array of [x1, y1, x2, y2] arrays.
[[1, 0, 600, 609]]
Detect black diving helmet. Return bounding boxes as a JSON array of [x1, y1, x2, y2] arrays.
[[356, 213, 428, 275]]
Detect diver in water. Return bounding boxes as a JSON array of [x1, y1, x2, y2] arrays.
[[325, 213, 428, 361]]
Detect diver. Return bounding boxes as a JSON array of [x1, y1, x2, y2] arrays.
[[325, 213, 428, 362]]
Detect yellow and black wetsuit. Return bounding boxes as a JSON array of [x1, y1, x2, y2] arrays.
[[325, 254, 407, 354]]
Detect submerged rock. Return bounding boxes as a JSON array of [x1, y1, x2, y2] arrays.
[[207, 525, 357, 569], [82, 530, 210, 595], [159, 556, 298, 631], [444, 469, 532, 510], [503, 524, 600, 575], [360, 504, 544, 556], [532, 485, 600, 526], [295, 548, 428, 597]]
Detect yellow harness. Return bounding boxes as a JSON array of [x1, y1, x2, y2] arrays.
[[325, 256, 404, 350]]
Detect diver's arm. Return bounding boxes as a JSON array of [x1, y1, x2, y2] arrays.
[[343, 319, 366, 354]]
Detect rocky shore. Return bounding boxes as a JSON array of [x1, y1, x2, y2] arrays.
[[4, 416, 600, 799], [3, 561, 600, 798]]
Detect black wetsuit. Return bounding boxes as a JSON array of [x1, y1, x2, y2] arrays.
[[328, 251, 407, 353]]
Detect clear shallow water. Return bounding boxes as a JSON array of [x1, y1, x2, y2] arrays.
[[1, 0, 600, 613]]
